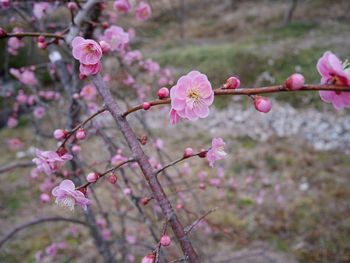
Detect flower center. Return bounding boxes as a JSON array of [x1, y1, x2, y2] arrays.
[[57, 196, 75, 211], [188, 89, 201, 102]]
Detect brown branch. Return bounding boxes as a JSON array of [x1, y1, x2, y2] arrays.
[[0, 217, 89, 249], [122, 84, 350, 117], [92, 74, 200, 262], [185, 207, 218, 234], [0, 161, 34, 174], [1, 32, 65, 39]]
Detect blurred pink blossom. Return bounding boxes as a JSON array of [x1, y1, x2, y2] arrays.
[[207, 138, 227, 168]]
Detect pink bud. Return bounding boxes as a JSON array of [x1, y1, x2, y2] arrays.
[[140, 197, 151, 205], [198, 149, 207, 158], [141, 254, 155, 263], [79, 73, 87, 80], [76, 128, 86, 140], [0, 27, 7, 37], [38, 42, 47, 49], [99, 40, 111, 54], [284, 73, 305, 90], [157, 87, 169, 99], [72, 144, 81, 154], [224, 76, 240, 89], [67, 2, 78, 11], [102, 22, 109, 29], [254, 96, 272, 113], [73, 93, 80, 99], [142, 102, 151, 110], [199, 183, 206, 190], [53, 129, 66, 140], [123, 187, 132, 195], [108, 174, 117, 184], [183, 147, 194, 158], [37, 35, 45, 43], [160, 235, 171, 247], [40, 193, 50, 203], [86, 172, 99, 183]]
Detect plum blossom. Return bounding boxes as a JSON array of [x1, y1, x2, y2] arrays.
[[10, 68, 38, 86], [72, 36, 102, 76], [135, 1, 152, 21], [33, 2, 51, 19], [142, 59, 160, 75], [52, 180, 91, 210], [32, 149, 73, 175], [123, 74, 135, 86], [7, 116, 18, 128], [79, 62, 101, 76], [170, 70, 214, 122], [7, 138, 23, 151], [113, 0, 132, 13], [317, 51, 350, 110], [33, 106, 45, 119], [123, 50, 142, 65], [101, 26, 129, 52], [80, 84, 97, 101], [207, 138, 227, 167], [72, 36, 102, 64], [8, 37, 24, 55]]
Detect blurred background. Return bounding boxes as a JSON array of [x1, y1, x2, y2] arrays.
[[1, 0, 350, 262]]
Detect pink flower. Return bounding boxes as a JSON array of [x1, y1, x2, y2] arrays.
[[16, 90, 28, 104], [7, 116, 18, 128], [102, 229, 111, 240], [111, 154, 127, 166], [141, 254, 155, 263], [33, 106, 46, 119], [80, 84, 97, 101], [123, 74, 135, 86], [101, 26, 129, 52], [170, 70, 214, 121], [72, 36, 102, 65], [142, 59, 160, 75], [317, 51, 350, 110], [123, 50, 142, 65], [7, 138, 23, 151], [135, 1, 152, 21], [207, 138, 227, 167], [52, 180, 91, 210], [33, 2, 51, 19], [10, 68, 38, 86], [40, 193, 50, 203], [32, 149, 73, 175], [8, 37, 24, 55], [113, 0, 132, 13], [79, 62, 101, 76]]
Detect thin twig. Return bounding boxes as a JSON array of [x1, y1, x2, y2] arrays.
[[185, 207, 218, 234]]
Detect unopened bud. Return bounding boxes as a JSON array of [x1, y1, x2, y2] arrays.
[[76, 128, 86, 140], [142, 102, 151, 110], [224, 76, 240, 89], [86, 172, 99, 183], [254, 96, 272, 113], [284, 73, 305, 90], [183, 147, 194, 158], [157, 87, 169, 99], [160, 235, 171, 247]]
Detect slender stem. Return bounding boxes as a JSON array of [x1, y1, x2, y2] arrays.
[[77, 158, 135, 189], [122, 84, 350, 117], [0, 217, 89, 249], [1, 32, 65, 39], [155, 152, 204, 175], [58, 107, 106, 150], [185, 207, 218, 234]]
